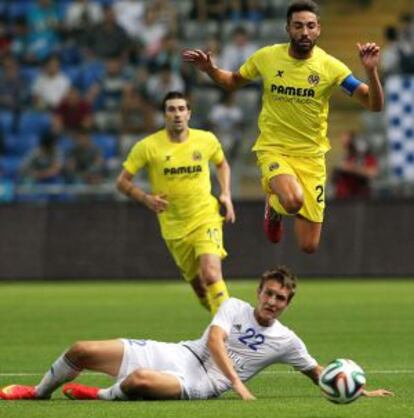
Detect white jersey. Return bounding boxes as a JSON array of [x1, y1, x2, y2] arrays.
[[181, 297, 317, 395]]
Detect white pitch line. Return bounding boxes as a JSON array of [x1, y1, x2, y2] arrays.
[[1, 370, 414, 377]]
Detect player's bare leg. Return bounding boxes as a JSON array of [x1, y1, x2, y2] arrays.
[[190, 275, 211, 311], [65, 339, 124, 376], [199, 254, 229, 314], [120, 369, 182, 400], [294, 216, 322, 254], [64, 368, 182, 401], [269, 174, 304, 214], [265, 174, 304, 243], [0, 340, 124, 400]]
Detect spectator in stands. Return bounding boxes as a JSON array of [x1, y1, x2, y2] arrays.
[[26, 0, 61, 62], [32, 55, 71, 110], [9, 17, 31, 64], [64, 0, 103, 47], [20, 131, 62, 184], [120, 87, 156, 136], [136, 5, 169, 60], [84, 5, 131, 60], [52, 87, 93, 134], [64, 129, 105, 185], [113, 0, 145, 39], [208, 91, 243, 162], [120, 87, 157, 155], [147, 34, 181, 74], [87, 56, 132, 131], [191, 0, 228, 23], [381, 26, 401, 77], [152, 0, 178, 35], [220, 26, 257, 72], [0, 55, 30, 113], [397, 13, 414, 74], [0, 14, 11, 58], [333, 130, 379, 199], [227, 0, 264, 24], [146, 64, 185, 107], [65, 0, 103, 31]]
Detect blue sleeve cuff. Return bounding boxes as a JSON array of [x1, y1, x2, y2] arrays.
[[340, 74, 362, 96]]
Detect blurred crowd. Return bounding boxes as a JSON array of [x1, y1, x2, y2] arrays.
[[381, 12, 414, 77], [0, 0, 413, 201], [0, 0, 289, 201]]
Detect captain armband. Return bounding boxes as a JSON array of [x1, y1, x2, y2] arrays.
[[340, 74, 362, 96]]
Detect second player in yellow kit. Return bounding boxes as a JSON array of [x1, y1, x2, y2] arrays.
[[183, 0, 384, 253], [117, 92, 235, 314]]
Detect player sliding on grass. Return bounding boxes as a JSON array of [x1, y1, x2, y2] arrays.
[[0, 267, 393, 401], [116, 91, 235, 314], [182, 0, 384, 254]]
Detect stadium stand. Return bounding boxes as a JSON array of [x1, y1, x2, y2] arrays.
[[0, 0, 413, 201]]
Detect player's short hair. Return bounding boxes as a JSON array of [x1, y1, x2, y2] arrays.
[[286, 0, 320, 24], [259, 266, 297, 301], [162, 91, 190, 112]]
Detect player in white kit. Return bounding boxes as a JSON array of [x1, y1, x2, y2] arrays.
[[0, 267, 392, 401]]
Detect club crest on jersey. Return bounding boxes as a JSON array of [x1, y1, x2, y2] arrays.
[[269, 162, 279, 171], [308, 73, 320, 86], [192, 150, 202, 161]]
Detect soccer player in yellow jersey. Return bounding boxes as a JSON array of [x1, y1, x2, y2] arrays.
[[116, 91, 235, 314], [182, 0, 384, 254]]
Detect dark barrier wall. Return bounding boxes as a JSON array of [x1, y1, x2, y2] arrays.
[[1, 200, 413, 279]]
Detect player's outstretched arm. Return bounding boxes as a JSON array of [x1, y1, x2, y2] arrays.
[[117, 169, 168, 214], [208, 326, 256, 400], [215, 159, 235, 223], [182, 49, 249, 91], [362, 388, 395, 397], [353, 42, 384, 112]]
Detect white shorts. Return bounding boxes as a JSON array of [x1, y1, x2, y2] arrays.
[[117, 339, 217, 400]]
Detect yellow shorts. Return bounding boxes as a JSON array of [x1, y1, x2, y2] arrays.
[[256, 151, 326, 223], [165, 222, 227, 282]]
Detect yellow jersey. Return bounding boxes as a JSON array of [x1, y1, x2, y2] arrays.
[[239, 43, 352, 156], [123, 128, 224, 240]]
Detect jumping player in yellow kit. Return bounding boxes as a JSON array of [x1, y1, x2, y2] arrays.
[[183, 0, 384, 253], [117, 92, 235, 314]]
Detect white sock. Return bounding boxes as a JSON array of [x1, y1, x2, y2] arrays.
[[98, 382, 129, 401], [35, 354, 80, 398]]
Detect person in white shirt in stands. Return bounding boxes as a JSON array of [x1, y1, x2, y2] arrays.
[[0, 266, 393, 401]]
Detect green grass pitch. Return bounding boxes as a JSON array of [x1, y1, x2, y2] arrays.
[[0, 279, 413, 418]]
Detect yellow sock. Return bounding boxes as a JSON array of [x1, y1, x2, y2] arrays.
[[207, 280, 229, 315], [269, 194, 291, 216]]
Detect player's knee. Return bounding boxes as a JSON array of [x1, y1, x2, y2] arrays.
[[128, 370, 154, 392], [282, 195, 303, 214], [300, 240, 319, 254], [67, 341, 98, 366], [200, 264, 221, 285]]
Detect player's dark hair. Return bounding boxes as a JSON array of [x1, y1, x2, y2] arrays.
[[162, 91, 190, 112], [259, 266, 297, 301], [286, 0, 320, 24]]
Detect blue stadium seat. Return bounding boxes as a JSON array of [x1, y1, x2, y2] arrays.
[[4, 133, 39, 156], [0, 111, 14, 134], [19, 112, 51, 136], [63, 65, 82, 86], [57, 135, 74, 154], [7, 1, 34, 21], [78, 62, 104, 91], [21, 66, 40, 85], [92, 133, 118, 159], [0, 156, 23, 180]]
